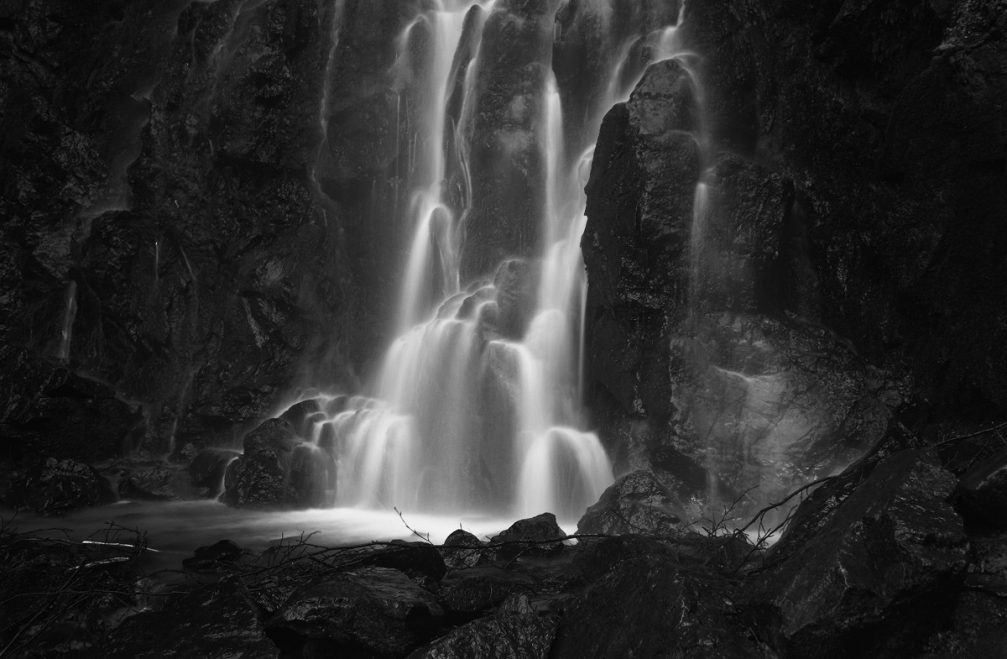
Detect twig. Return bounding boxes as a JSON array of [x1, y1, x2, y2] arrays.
[[936, 421, 1007, 447], [393, 507, 432, 544], [738, 475, 835, 535]]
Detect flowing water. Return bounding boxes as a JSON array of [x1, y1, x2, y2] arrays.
[[283, 1, 687, 522]]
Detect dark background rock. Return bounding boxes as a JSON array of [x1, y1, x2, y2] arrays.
[[7, 457, 116, 515], [0, 0, 414, 472], [553, 552, 757, 658], [581, 0, 1007, 513], [754, 449, 968, 658], [577, 469, 685, 537], [265, 566, 444, 657]]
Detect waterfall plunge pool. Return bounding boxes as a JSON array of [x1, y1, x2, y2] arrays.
[[3, 500, 580, 572]]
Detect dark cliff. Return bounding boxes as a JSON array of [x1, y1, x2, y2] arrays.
[[0, 0, 430, 466], [0, 0, 1004, 509], [582, 0, 1007, 500]]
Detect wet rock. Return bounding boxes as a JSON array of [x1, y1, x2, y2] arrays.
[[409, 609, 557, 659], [0, 527, 150, 656], [963, 531, 1007, 598], [581, 59, 701, 478], [438, 566, 534, 616], [956, 448, 1007, 529], [108, 580, 277, 659], [441, 529, 485, 570], [0, 0, 360, 460], [9, 458, 116, 515], [489, 513, 567, 559], [920, 590, 1007, 659], [182, 539, 246, 573], [577, 469, 686, 537], [681, 0, 1007, 420], [491, 259, 539, 340], [265, 567, 444, 657], [773, 420, 926, 561], [460, 0, 558, 279], [188, 448, 241, 497], [221, 418, 299, 508], [348, 541, 448, 583], [288, 443, 336, 509], [572, 534, 676, 581], [0, 352, 144, 464], [116, 460, 194, 501], [280, 399, 324, 440], [755, 449, 968, 658], [698, 155, 790, 314], [553, 553, 757, 658]]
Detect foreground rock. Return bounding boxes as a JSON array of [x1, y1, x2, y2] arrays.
[[411, 595, 557, 659], [221, 418, 336, 509], [957, 448, 1007, 529], [266, 567, 444, 657], [108, 580, 277, 659], [755, 449, 968, 658], [489, 512, 566, 559], [554, 550, 757, 658], [8, 457, 115, 515], [577, 470, 686, 537]]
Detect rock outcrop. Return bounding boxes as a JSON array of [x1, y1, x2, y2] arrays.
[[582, 0, 1007, 514]]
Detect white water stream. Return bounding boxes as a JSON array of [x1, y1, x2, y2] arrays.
[[282, 1, 687, 522]]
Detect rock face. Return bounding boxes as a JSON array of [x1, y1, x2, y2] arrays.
[[957, 447, 1007, 529], [576, 470, 685, 537], [459, 0, 559, 280], [553, 551, 755, 658], [266, 567, 445, 657], [581, 0, 1007, 513], [8, 457, 116, 515], [0, 0, 427, 473], [489, 512, 566, 558], [756, 450, 969, 657]]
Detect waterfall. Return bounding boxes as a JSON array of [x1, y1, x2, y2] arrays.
[[56, 281, 78, 362], [285, 0, 682, 520]]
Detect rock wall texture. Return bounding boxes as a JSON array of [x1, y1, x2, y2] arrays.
[[1, 0, 1004, 515], [582, 0, 1007, 505], [0, 0, 431, 470]]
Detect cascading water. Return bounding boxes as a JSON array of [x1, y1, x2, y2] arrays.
[[283, 1, 684, 521]]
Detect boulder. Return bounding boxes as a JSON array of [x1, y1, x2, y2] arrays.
[[115, 459, 194, 501], [553, 553, 757, 658], [265, 567, 444, 657], [409, 609, 557, 659], [438, 566, 534, 616], [188, 448, 241, 497], [441, 529, 485, 570], [182, 539, 246, 573], [10, 457, 116, 515], [345, 541, 448, 582], [279, 399, 324, 440], [577, 470, 686, 537], [288, 443, 336, 508], [108, 580, 277, 658], [489, 513, 567, 559], [755, 449, 969, 658], [220, 418, 299, 508], [956, 448, 1007, 529]]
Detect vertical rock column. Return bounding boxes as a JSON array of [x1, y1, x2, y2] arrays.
[[581, 60, 701, 481], [459, 0, 561, 281]]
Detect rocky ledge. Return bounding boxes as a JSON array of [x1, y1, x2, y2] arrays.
[[3, 419, 1007, 658]]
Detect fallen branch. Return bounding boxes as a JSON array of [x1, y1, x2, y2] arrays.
[[738, 475, 835, 536], [393, 507, 433, 544], [935, 421, 1007, 447]]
